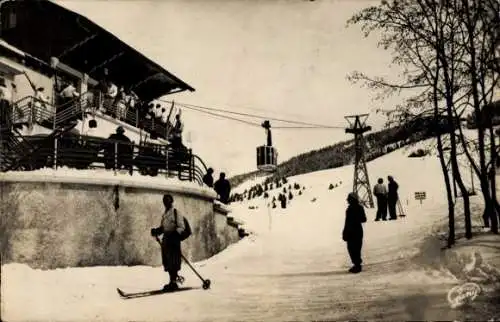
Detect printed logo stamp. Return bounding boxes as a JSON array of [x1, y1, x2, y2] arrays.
[[447, 282, 481, 309]]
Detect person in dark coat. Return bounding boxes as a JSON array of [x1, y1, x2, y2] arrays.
[[151, 194, 188, 290], [279, 193, 287, 209], [203, 168, 214, 188], [387, 176, 399, 220], [104, 126, 133, 173], [214, 172, 231, 204], [342, 192, 367, 273], [373, 178, 388, 221]]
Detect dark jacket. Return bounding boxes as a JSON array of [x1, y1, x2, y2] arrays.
[[342, 202, 367, 241], [203, 173, 214, 188], [388, 180, 399, 200], [214, 179, 231, 203]]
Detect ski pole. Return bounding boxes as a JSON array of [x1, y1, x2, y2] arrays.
[[154, 236, 211, 290], [180, 253, 211, 290]]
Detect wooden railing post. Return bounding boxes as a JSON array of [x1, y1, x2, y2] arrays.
[[53, 99, 57, 131], [28, 97, 34, 129], [165, 146, 169, 178], [53, 137, 58, 169], [189, 149, 194, 182], [114, 142, 118, 176]]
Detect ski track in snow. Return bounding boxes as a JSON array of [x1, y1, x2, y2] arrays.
[[2, 132, 499, 321]]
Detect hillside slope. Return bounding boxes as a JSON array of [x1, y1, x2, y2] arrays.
[[230, 116, 445, 188]]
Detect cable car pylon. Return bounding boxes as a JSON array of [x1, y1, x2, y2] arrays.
[[256, 120, 278, 172], [345, 114, 374, 208]]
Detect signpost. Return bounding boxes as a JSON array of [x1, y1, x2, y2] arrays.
[[415, 191, 426, 204]]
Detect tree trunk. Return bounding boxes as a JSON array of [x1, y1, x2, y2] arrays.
[[488, 123, 499, 233], [446, 106, 472, 239], [462, 0, 493, 232], [437, 135, 455, 247]]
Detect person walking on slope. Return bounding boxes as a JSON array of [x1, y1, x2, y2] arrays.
[[151, 194, 190, 290], [387, 176, 399, 220], [373, 178, 388, 221], [342, 192, 367, 274]]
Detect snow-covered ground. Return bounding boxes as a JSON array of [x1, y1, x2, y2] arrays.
[[2, 134, 500, 321]]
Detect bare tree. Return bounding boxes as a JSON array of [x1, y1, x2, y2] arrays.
[[450, 0, 500, 233], [347, 0, 478, 245]]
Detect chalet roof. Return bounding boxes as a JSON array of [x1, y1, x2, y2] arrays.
[[0, 0, 195, 101]]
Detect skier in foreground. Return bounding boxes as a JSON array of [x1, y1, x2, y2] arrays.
[[342, 192, 367, 274], [151, 194, 190, 290]]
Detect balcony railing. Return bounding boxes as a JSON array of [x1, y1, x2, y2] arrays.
[[0, 132, 206, 185], [11, 93, 93, 129]]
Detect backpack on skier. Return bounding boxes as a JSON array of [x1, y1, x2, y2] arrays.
[[174, 209, 192, 241]]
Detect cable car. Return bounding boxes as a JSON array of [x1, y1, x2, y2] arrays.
[[256, 120, 277, 172]]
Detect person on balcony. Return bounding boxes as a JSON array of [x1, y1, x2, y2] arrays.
[[114, 87, 127, 120], [0, 77, 12, 126], [34, 87, 50, 123], [154, 104, 162, 119], [60, 82, 79, 102], [104, 126, 133, 175], [103, 81, 118, 115], [59, 81, 80, 115], [126, 89, 139, 122], [161, 107, 168, 124], [170, 113, 184, 149]]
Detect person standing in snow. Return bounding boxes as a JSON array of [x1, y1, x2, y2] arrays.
[[202, 168, 214, 188], [387, 176, 399, 220], [214, 172, 231, 204], [151, 194, 188, 290], [373, 178, 388, 221], [342, 192, 367, 273]]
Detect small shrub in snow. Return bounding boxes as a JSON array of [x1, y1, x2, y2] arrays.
[[408, 149, 429, 158]]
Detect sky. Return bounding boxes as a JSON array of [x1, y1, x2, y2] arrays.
[[56, 0, 407, 176]]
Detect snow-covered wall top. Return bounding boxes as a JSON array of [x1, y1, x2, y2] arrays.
[[0, 168, 217, 200]]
